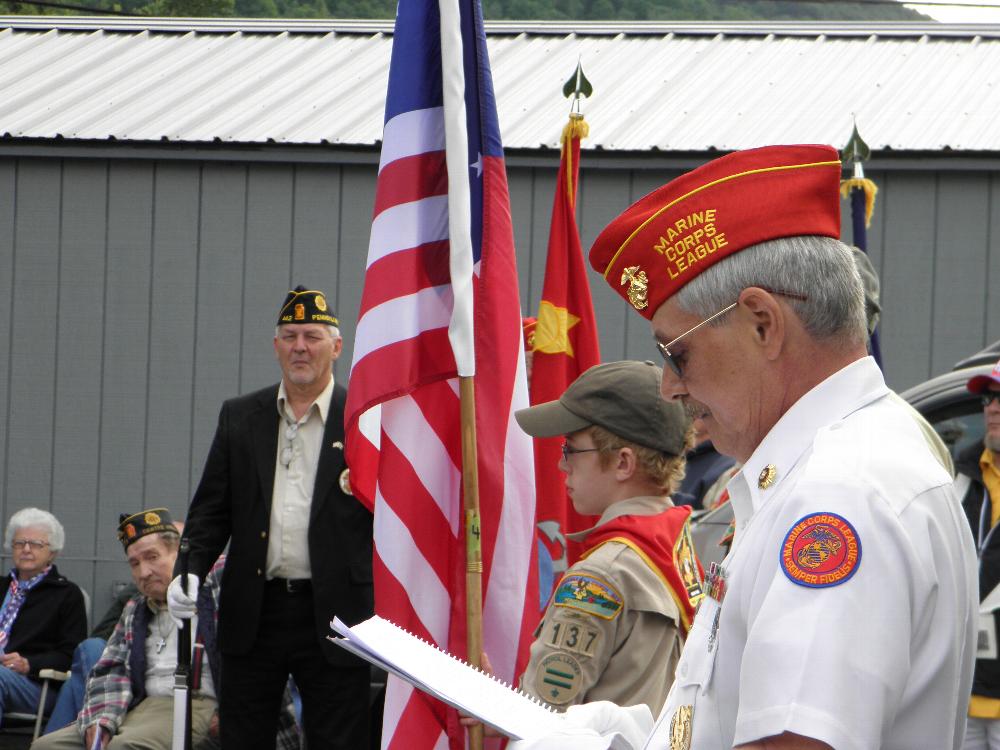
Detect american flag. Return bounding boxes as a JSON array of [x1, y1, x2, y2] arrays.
[[344, 0, 539, 746]]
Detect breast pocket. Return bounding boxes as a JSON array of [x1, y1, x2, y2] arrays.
[[674, 597, 720, 695]]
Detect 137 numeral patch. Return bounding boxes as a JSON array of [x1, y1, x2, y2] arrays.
[[545, 619, 601, 656]]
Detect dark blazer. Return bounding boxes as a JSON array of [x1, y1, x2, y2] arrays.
[[179, 382, 373, 665], [7, 564, 87, 678]]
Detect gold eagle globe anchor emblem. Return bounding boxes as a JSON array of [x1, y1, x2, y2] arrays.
[[620, 265, 649, 310]]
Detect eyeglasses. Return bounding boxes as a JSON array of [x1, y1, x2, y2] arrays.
[[655, 287, 809, 378], [982, 392, 1000, 408], [561, 442, 600, 461], [12, 540, 49, 551], [280, 422, 299, 468]]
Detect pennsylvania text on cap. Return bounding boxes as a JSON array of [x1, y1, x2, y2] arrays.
[[588, 144, 842, 319], [277, 285, 339, 327]]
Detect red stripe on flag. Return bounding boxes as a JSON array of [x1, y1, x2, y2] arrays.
[[346, 330, 456, 426], [374, 151, 448, 218], [358, 242, 451, 317]]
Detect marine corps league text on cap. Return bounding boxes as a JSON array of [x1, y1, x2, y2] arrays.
[[277, 285, 339, 327], [587, 144, 842, 318]]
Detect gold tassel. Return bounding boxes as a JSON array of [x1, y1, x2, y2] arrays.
[[560, 114, 589, 207], [839, 177, 878, 228]]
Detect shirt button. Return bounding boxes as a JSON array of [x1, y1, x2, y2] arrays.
[[260, 531, 267, 539], [256, 568, 262, 576]]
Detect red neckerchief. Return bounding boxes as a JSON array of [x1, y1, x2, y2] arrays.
[[580, 505, 703, 633]]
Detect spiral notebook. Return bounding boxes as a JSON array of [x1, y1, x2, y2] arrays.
[[330, 615, 564, 740]]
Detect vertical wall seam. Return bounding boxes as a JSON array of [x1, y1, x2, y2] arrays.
[[189, 163, 205, 502], [238, 165, 250, 392], [2, 159, 20, 526], [50, 160, 65, 512], [142, 163, 157, 502], [93, 159, 112, 608]]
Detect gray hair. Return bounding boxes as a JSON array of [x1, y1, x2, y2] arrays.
[[5, 507, 66, 552], [673, 235, 868, 347]]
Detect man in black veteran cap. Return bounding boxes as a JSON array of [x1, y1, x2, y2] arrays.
[[167, 286, 373, 750], [514, 361, 701, 717]]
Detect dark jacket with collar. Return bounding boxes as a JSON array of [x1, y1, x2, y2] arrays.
[[179, 382, 373, 664], [959, 441, 1000, 699], [6, 564, 87, 679]]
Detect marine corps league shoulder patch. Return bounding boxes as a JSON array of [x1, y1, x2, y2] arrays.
[[553, 574, 624, 620], [780, 512, 861, 588]]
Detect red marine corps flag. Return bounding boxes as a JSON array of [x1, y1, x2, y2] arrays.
[[344, 0, 538, 746], [531, 76, 602, 589]]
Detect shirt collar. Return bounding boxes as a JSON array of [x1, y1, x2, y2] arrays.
[[981, 448, 1000, 478], [277, 375, 335, 425], [567, 495, 672, 542], [734, 356, 888, 526]]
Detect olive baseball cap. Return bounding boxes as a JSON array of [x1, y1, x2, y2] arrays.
[[515, 360, 689, 456]]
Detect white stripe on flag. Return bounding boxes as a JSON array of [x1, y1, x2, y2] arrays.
[[368, 195, 449, 267], [382, 395, 462, 534], [374, 488, 452, 643], [351, 284, 454, 366], [378, 107, 445, 174], [438, 0, 475, 376]]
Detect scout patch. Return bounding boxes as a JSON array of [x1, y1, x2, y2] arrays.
[[539, 616, 602, 657], [674, 520, 704, 604], [535, 652, 583, 705], [780, 512, 861, 588], [553, 574, 623, 620]]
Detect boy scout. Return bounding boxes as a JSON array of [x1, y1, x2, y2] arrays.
[[514, 360, 701, 715]]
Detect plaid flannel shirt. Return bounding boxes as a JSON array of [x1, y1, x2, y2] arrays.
[[76, 558, 301, 750]]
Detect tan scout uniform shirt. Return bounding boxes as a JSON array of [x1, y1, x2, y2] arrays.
[[521, 496, 683, 716]]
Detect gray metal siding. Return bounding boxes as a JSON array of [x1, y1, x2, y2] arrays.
[[0, 151, 996, 622]]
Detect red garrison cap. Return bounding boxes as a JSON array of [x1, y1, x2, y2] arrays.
[[588, 144, 842, 319]]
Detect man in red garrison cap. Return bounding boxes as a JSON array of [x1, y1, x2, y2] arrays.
[[505, 145, 978, 750]]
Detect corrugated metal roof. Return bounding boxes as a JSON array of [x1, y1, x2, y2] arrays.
[[2, 15, 1000, 151]]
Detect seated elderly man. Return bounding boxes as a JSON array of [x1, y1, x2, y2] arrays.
[[0, 507, 86, 724], [31, 508, 298, 750], [507, 144, 978, 750]]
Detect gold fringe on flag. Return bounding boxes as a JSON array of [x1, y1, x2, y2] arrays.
[[560, 113, 589, 206], [839, 177, 878, 228]]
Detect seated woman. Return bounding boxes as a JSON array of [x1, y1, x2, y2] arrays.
[[0, 508, 87, 725]]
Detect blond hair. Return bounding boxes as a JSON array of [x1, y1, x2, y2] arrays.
[[589, 424, 694, 495]]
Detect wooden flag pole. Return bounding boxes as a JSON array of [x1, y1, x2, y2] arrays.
[[459, 374, 484, 750]]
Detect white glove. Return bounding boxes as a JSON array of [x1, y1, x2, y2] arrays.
[[167, 574, 200, 628], [509, 702, 653, 750]]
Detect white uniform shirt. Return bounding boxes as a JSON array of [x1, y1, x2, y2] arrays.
[[267, 377, 334, 579], [648, 356, 978, 750]]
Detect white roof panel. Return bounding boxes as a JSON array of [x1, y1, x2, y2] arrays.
[[2, 16, 1000, 152]]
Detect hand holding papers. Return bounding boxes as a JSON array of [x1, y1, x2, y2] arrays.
[[329, 615, 563, 741]]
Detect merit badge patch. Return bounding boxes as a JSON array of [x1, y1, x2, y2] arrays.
[[780, 512, 861, 588], [553, 574, 623, 620], [535, 652, 582, 705]]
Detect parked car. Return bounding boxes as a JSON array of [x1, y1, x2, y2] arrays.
[[689, 341, 1000, 567]]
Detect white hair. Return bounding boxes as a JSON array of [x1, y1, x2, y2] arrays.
[[5, 507, 66, 552], [673, 235, 868, 347]]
